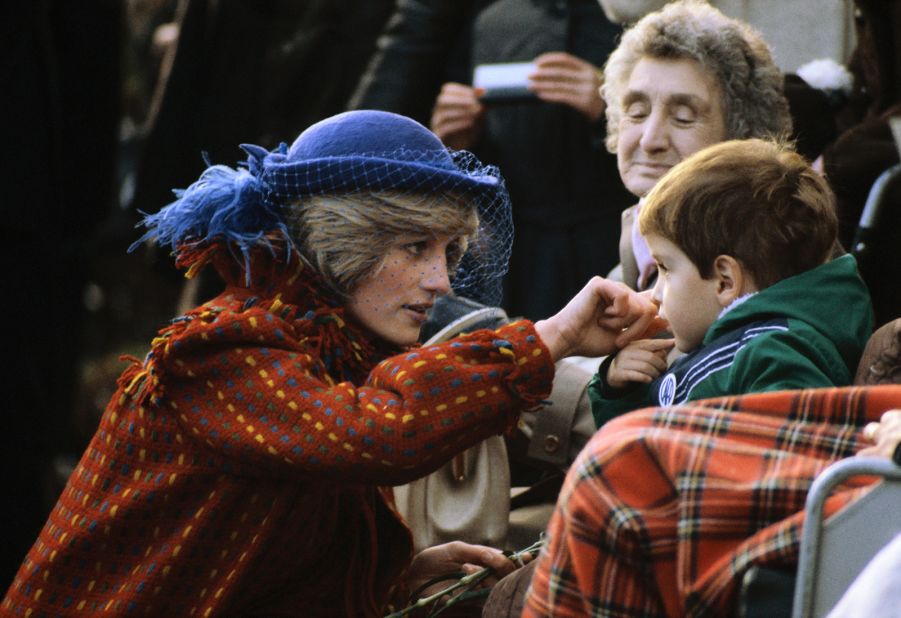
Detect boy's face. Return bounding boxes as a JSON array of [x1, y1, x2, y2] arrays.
[[616, 56, 728, 199], [646, 234, 722, 353]]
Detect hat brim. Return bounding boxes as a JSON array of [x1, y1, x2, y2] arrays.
[[262, 155, 500, 204]]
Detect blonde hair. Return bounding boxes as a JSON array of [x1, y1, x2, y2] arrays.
[[639, 139, 837, 289], [286, 192, 478, 298], [603, 0, 791, 153]]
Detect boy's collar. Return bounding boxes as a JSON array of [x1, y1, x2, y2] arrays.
[[718, 292, 758, 319]]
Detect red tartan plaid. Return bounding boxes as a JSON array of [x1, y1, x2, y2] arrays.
[[525, 385, 901, 617]]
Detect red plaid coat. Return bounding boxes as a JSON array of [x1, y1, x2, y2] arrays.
[[525, 385, 901, 617]]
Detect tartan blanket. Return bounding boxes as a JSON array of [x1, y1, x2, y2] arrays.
[[525, 384, 901, 617]]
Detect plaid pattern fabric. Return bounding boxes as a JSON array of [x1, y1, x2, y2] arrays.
[[525, 385, 901, 617]]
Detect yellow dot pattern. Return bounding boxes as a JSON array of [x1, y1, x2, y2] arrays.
[[2, 292, 552, 615]]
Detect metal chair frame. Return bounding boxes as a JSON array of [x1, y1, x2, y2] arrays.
[[791, 457, 901, 618]]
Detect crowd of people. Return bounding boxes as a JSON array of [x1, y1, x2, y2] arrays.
[[3, 0, 900, 616]]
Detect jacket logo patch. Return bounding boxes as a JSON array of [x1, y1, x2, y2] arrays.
[[658, 373, 677, 406]]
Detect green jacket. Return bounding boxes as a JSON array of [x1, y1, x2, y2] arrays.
[[590, 254, 873, 427]]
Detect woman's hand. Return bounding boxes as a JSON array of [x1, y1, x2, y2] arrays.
[[858, 409, 901, 463], [406, 541, 523, 598], [607, 337, 675, 389], [528, 52, 605, 122], [535, 276, 659, 362], [430, 82, 486, 150]]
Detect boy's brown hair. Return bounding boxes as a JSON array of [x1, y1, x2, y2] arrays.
[[638, 139, 838, 288]]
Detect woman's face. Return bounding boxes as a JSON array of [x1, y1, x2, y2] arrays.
[[616, 56, 728, 198], [347, 234, 463, 347]]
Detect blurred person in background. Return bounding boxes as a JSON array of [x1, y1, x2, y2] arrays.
[[1, 1, 123, 588]]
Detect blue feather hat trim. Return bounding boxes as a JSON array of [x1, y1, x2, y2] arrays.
[[130, 110, 513, 304], [129, 148, 290, 284]]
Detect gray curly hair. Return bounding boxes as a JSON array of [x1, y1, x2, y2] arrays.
[[602, 0, 792, 153]]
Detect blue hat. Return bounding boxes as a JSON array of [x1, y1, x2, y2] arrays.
[[132, 110, 513, 305], [250, 110, 501, 208]]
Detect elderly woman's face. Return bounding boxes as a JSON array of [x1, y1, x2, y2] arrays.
[[348, 234, 462, 347], [617, 56, 728, 198]]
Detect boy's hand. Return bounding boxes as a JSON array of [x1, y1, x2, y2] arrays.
[[607, 337, 675, 389]]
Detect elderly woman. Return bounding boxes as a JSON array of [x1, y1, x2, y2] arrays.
[[602, 0, 792, 291], [514, 0, 796, 487], [515, 0, 797, 474], [2, 110, 654, 617]]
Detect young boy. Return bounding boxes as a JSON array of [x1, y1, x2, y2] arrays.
[[589, 138, 873, 427]]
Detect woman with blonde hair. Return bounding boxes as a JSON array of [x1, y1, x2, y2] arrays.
[[3, 110, 655, 616]]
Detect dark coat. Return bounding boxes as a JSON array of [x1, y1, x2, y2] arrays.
[[348, 0, 493, 125], [1, 0, 123, 586], [821, 0, 901, 327], [471, 0, 633, 319]]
